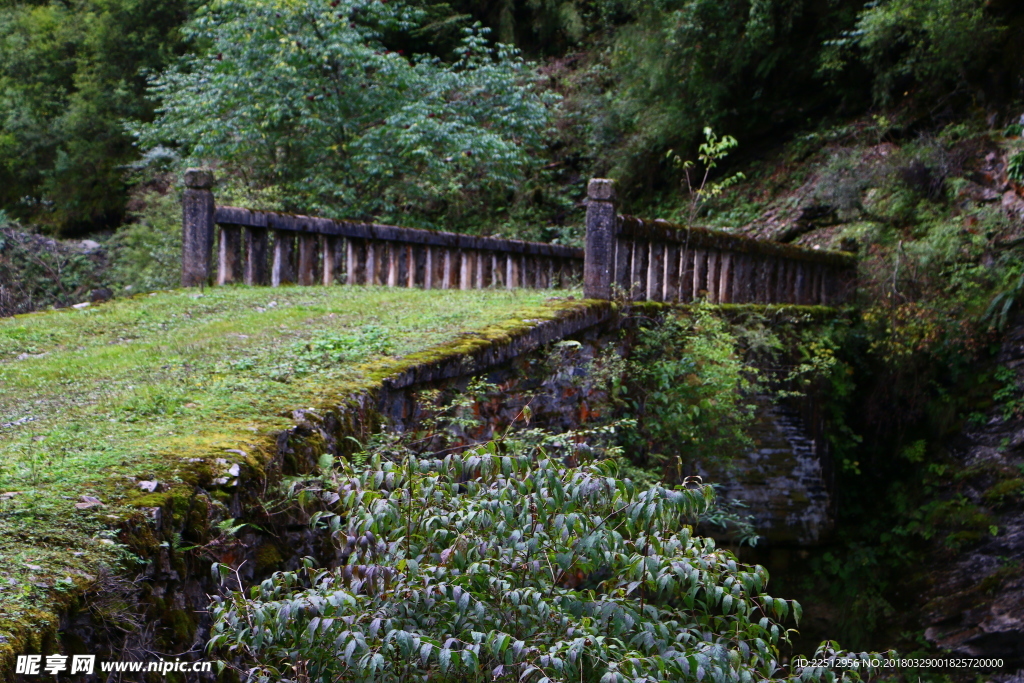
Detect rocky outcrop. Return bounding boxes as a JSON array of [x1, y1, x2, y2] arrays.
[[920, 318, 1024, 667]]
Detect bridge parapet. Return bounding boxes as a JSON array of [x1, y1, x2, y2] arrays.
[[583, 178, 857, 304], [182, 169, 584, 289], [182, 170, 855, 302]]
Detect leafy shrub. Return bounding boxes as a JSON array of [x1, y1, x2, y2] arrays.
[[106, 190, 182, 294], [136, 0, 557, 230], [0, 227, 105, 315], [616, 303, 757, 472], [210, 441, 873, 682]]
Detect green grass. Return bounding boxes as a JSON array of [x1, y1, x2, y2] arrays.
[[0, 284, 579, 663]]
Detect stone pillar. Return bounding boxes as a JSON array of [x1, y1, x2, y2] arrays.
[[584, 178, 617, 299], [182, 168, 215, 287]]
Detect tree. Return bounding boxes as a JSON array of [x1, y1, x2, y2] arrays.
[[0, 0, 194, 235], [135, 0, 557, 230], [210, 439, 875, 682], [820, 0, 1003, 104]]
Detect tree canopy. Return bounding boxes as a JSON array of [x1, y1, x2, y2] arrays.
[[135, 0, 557, 228]]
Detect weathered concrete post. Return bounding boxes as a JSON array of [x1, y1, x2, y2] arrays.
[[584, 178, 617, 299], [182, 168, 215, 287]]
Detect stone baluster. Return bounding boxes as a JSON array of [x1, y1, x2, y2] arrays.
[[692, 248, 707, 301], [717, 252, 732, 303], [244, 227, 269, 285], [366, 241, 379, 285], [794, 261, 806, 304], [679, 244, 693, 302], [271, 231, 295, 286], [460, 251, 473, 290], [217, 224, 242, 285], [631, 240, 649, 300], [298, 232, 319, 286], [647, 242, 665, 301], [663, 244, 679, 301], [706, 250, 720, 303], [476, 253, 487, 288], [614, 235, 632, 295], [322, 236, 337, 285]]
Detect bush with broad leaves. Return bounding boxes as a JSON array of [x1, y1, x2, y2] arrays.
[[210, 440, 881, 682]]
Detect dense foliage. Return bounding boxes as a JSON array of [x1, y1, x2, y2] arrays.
[[210, 442, 876, 682], [135, 0, 556, 229], [615, 304, 757, 473], [0, 0, 193, 234], [4, 0, 1023, 234]]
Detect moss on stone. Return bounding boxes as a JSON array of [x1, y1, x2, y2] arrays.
[[254, 543, 285, 572]]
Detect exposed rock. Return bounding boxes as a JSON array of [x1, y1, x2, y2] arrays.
[[1002, 191, 1024, 219], [919, 315, 1024, 666], [958, 180, 1002, 203]]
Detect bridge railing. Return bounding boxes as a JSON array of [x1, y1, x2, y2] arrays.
[[182, 170, 855, 303], [181, 169, 584, 290], [583, 178, 857, 304]]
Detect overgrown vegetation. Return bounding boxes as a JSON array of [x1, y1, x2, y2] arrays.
[[615, 303, 758, 474], [211, 430, 879, 682]]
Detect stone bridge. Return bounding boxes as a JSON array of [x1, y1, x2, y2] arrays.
[[179, 170, 854, 548]]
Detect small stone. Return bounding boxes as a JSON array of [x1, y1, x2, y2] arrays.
[[72, 301, 91, 309], [25, 564, 42, 571], [138, 480, 160, 493], [227, 464, 241, 477], [74, 496, 105, 509], [212, 477, 229, 486], [225, 449, 248, 457], [79, 239, 101, 252]]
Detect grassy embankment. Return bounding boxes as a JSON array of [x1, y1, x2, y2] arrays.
[[0, 285, 581, 663]]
